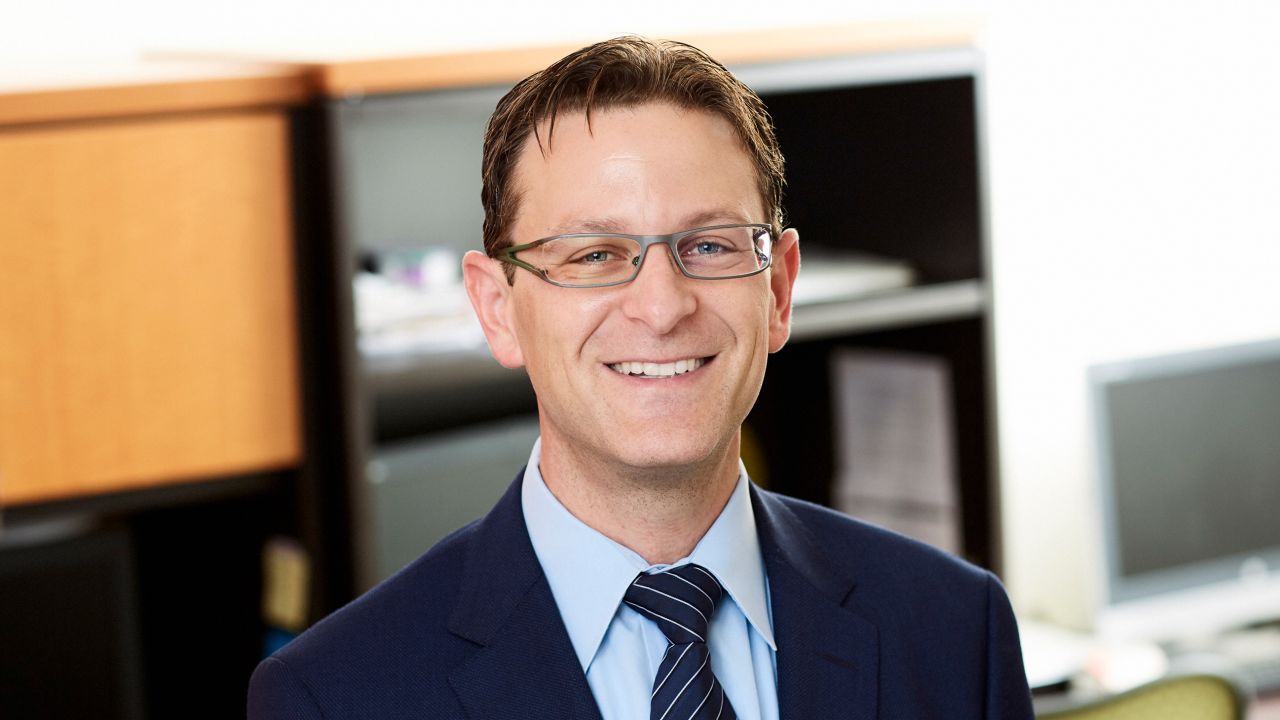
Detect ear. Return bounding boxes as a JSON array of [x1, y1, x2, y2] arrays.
[[462, 250, 526, 368], [767, 228, 801, 353]]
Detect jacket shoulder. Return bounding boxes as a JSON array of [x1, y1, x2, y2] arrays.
[[249, 519, 483, 717], [760, 489, 996, 602], [757, 489, 1032, 718]]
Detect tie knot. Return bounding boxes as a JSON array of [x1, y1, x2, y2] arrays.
[[623, 563, 724, 645]]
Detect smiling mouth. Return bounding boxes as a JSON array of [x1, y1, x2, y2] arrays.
[[608, 356, 709, 378]]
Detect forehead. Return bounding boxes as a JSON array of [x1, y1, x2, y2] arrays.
[[510, 102, 763, 234]]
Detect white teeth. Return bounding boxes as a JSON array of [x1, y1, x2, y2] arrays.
[[609, 357, 705, 378]]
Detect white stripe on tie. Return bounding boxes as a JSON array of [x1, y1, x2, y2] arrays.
[[668, 571, 716, 609], [651, 642, 694, 699], [634, 583, 709, 625], [657, 653, 710, 720], [687, 678, 716, 720], [689, 566, 723, 600], [624, 600, 706, 643]]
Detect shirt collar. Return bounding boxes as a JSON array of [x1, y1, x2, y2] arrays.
[[521, 437, 776, 673]]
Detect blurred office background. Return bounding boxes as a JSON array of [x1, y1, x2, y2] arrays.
[[3, 0, 1279, 716]]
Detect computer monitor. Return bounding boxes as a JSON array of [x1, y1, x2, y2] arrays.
[[1090, 338, 1280, 643]]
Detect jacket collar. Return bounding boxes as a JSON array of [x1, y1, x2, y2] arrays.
[[447, 471, 604, 720], [751, 485, 881, 720]]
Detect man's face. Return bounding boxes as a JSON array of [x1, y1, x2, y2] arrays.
[[469, 102, 797, 475]]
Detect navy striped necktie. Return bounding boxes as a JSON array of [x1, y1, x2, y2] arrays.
[[623, 564, 737, 720]]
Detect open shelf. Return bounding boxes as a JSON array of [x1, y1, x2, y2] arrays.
[[791, 279, 984, 341], [360, 277, 985, 386], [358, 275, 986, 448]]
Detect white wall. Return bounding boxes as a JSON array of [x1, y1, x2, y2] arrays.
[[982, 1, 1280, 628], [8, 0, 1279, 629]]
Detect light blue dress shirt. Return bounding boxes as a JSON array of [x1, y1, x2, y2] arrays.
[[521, 438, 780, 720]]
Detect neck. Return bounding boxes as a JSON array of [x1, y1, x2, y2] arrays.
[[538, 434, 741, 565]]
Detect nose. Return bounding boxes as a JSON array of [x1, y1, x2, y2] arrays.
[[618, 244, 697, 333]]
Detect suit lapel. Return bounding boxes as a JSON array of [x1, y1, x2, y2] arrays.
[[442, 473, 880, 719], [752, 486, 880, 720], [446, 471, 604, 720]]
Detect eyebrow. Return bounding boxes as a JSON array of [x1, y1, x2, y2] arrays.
[[547, 218, 627, 235], [547, 209, 756, 236]]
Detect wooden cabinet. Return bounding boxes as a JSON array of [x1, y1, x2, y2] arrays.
[[0, 62, 309, 719], [0, 109, 302, 504]]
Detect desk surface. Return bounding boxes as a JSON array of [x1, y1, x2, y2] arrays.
[[1023, 618, 1280, 718], [0, 59, 309, 126]]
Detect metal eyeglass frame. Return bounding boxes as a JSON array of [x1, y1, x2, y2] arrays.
[[497, 223, 776, 288]]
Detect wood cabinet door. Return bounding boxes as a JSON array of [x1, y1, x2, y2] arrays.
[[0, 110, 302, 505]]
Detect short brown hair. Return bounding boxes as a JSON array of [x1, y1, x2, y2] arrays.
[[480, 36, 786, 272]]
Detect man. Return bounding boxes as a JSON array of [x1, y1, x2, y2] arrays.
[[249, 37, 1033, 719]]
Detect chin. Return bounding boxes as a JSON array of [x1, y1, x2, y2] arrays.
[[606, 434, 736, 476]]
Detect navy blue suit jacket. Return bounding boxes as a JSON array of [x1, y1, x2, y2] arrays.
[[248, 472, 1034, 718]]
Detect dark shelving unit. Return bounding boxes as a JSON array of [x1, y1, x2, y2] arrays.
[[299, 44, 1002, 598]]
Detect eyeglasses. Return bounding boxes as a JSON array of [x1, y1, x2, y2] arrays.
[[498, 223, 775, 288]]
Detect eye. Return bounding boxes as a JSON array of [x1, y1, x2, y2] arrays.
[[569, 247, 619, 265], [683, 236, 733, 256]]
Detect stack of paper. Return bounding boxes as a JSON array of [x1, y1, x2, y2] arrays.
[[829, 348, 961, 554]]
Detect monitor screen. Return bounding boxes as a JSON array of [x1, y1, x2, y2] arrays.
[[1091, 339, 1280, 641]]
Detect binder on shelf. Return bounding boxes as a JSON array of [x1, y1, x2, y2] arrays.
[[829, 348, 961, 554], [261, 536, 310, 656]]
